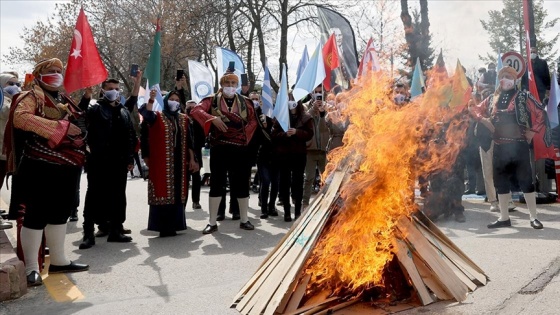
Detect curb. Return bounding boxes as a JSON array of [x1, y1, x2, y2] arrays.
[[0, 228, 27, 301]]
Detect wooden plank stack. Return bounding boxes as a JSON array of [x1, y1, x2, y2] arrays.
[[232, 171, 488, 315]]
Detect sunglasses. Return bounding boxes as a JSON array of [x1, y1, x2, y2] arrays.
[[7, 81, 21, 87]]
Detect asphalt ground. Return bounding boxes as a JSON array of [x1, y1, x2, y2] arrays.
[[1, 175, 559, 315]]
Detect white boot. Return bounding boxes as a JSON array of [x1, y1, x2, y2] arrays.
[[497, 193, 511, 222], [208, 196, 221, 226], [20, 227, 43, 275], [203, 197, 221, 234], [238, 197, 254, 230], [238, 197, 249, 223], [44, 224, 71, 267]]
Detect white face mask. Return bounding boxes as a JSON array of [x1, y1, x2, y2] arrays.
[[500, 78, 515, 91], [252, 100, 260, 108], [222, 86, 236, 97], [167, 100, 180, 112], [394, 93, 406, 104], [313, 93, 322, 100], [288, 101, 298, 110], [530, 53, 537, 60], [40, 73, 64, 88], [103, 89, 120, 102], [3, 85, 20, 96]]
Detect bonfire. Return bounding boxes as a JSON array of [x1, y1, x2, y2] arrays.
[[233, 66, 488, 315]]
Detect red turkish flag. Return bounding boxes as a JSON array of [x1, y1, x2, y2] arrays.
[[63, 8, 108, 94], [523, 0, 555, 160], [322, 33, 340, 91]]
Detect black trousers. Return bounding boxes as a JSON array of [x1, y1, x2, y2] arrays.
[[493, 141, 535, 194], [189, 171, 201, 203], [277, 153, 306, 215], [257, 161, 279, 211], [83, 160, 129, 231], [19, 159, 82, 229], [209, 145, 251, 198]]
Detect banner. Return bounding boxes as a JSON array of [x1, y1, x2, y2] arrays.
[[188, 60, 214, 103], [63, 8, 108, 94], [296, 45, 309, 83], [357, 37, 381, 78], [261, 59, 274, 117], [292, 43, 326, 101], [410, 57, 425, 99], [143, 19, 164, 111], [322, 33, 340, 91], [523, 0, 555, 160], [548, 72, 560, 129], [273, 63, 289, 132], [317, 6, 359, 90], [215, 47, 245, 90]]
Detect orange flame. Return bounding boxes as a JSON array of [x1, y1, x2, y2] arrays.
[[303, 69, 469, 296]]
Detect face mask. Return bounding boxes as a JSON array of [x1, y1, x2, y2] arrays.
[[530, 53, 537, 60], [394, 93, 406, 104], [223, 86, 236, 97], [288, 101, 298, 110], [103, 89, 120, 102], [252, 100, 260, 108], [167, 100, 180, 112], [3, 85, 20, 96], [500, 78, 515, 91], [40, 73, 63, 88], [313, 93, 322, 100]]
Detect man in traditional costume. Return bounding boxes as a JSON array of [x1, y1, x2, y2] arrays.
[[191, 73, 257, 234], [4, 58, 89, 285], [471, 66, 547, 229]]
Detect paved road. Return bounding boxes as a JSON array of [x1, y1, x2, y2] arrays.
[[1, 175, 559, 315]]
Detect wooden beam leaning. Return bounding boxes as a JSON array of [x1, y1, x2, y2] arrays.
[[397, 217, 469, 302]]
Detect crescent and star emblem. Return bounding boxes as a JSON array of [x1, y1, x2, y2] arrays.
[[70, 29, 83, 59]]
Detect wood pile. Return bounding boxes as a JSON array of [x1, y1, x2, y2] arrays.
[[232, 170, 488, 315]]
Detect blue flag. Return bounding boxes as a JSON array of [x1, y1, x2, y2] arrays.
[[548, 72, 560, 129], [410, 57, 425, 99], [293, 43, 326, 101], [215, 47, 245, 90], [261, 59, 274, 117], [495, 49, 503, 87], [273, 63, 289, 132], [296, 45, 309, 83]]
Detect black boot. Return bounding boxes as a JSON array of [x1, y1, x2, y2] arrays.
[[79, 230, 95, 249], [268, 202, 279, 216], [284, 203, 292, 222], [80, 221, 95, 249], [107, 223, 132, 243], [260, 203, 268, 219], [69, 209, 79, 222], [294, 202, 302, 220]]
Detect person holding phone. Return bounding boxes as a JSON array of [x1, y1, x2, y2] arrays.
[[302, 84, 330, 208], [78, 71, 142, 249], [140, 90, 199, 237], [174, 69, 191, 108], [191, 72, 258, 234]]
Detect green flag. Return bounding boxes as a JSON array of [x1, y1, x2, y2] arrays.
[[144, 19, 161, 86]]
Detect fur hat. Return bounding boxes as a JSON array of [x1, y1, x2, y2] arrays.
[[219, 73, 238, 85], [32, 58, 64, 77], [498, 66, 518, 79]]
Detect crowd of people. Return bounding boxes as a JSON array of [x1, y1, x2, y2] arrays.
[[0, 49, 558, 287]]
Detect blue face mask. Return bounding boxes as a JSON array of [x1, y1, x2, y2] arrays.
[[3, 85, 20, 96], [103, 89, 120, 102]]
